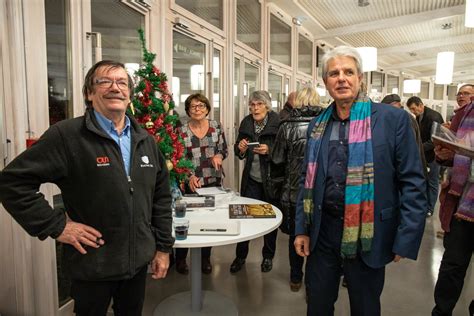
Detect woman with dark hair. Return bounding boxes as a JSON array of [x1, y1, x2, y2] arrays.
[[271, 87, 322, 291], [175, 93, 228, 275], [230, 90, 283, 274]]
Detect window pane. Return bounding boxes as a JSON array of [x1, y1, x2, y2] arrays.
[[233, 58, 240, 191], [434, 84, 444, 100], [270, 14, 291, 66], [316, 46, 327, 79], [91, 1, 144, 64], [298, 34, 313, 75], [447, 85, 457, 101], [387, 75, 399, 94], [371, 71, 383, 93], [268, 72, 283, 111], [46, 0, 71, 126], [45, 0, 72, 307], [172, 31, 206, 118], [420, 81, 429, 99], [236, 0, 261, 52], [213, 49, 221, 121], [284, 77, 290, 102], [244, 62, 259, 97], [176, 0, 223, 30]]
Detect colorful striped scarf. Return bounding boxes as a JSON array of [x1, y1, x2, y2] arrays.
[[303, 94, 374, 258]]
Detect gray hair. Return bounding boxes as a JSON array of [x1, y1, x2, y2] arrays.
[[248, 90, 272, 111], [458, 83, 473, 92], [321, 46, 363, 79]]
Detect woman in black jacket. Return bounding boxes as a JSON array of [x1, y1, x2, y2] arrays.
[[271, 87, 323, 291], [230, 90, 282, 274]]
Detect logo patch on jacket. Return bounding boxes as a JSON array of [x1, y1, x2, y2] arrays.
[[96, 156, 110, 167], [140, 155, 153, 168]]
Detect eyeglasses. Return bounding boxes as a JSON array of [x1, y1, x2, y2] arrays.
[[95, 78, 129, 90], [456, 92, 472, 97], [190, 103, 207, 111], [249, 102, 266, 109]]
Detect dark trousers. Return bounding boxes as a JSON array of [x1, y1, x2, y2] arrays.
[[235, 177, 278, 259], [306, 212, 385, 316], [175, 247, 211, 261], [433, 218, 474, 316], [426, 161, 440, 213], [71, 265, 147, 316], [289, 234, 304, 283]]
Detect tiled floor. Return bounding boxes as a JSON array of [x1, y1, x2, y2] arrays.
[[143, 214, 473, 315]]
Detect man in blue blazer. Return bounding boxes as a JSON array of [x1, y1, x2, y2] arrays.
[[294, 46, 427, 316]]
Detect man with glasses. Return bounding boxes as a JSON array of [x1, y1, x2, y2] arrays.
[[0, 60, 174, 315], [451, 84, 473, 128]]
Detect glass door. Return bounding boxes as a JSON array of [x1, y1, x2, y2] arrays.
[[89, 1, 144, 66], [232, 55, 261, 191], [268, 71, 283, 112], [172, 31, 207, 120]]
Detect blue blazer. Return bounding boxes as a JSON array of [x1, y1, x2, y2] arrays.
[[295, 102, 427, 269]]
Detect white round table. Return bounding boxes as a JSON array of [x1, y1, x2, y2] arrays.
[[154, 195, 282, 316]]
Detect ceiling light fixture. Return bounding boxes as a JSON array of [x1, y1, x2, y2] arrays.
[[356, 47, 377, 72], [435, 51, 455, 84], [403, 79, 421, 94], [466, 0, 474, 27], [292, 17, 302, 26]]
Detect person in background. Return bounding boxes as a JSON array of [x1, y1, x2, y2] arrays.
[[294, 46, 426, 315], [447, 84, 474, 134], [432, 84, 473, 316], [174, 93, 228, 275], [231, 90, 282, 274], [381, 93, 427, 178], [280, 91, 297, 120], [271, 87, 322, 291], [0, 60, 174, 315], [407, 96, 444, 217]]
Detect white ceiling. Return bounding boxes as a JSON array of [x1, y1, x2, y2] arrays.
[[270, 0, 474, 84]]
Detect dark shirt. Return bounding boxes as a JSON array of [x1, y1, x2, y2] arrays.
[[322, 111, 349, 218]]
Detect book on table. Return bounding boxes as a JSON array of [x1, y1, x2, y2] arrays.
[[229, 203, 276, 219]]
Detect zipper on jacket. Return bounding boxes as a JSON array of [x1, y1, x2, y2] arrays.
[[127, 176, 134, 194], [128, 175, 135, 278]]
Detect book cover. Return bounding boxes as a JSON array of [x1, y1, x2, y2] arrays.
[[431, 122, 474, 159], [229, 203, 276, 219], [432, 135, 474, 159]]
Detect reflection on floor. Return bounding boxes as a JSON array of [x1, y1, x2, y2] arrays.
[[143, 214, 473, 316]]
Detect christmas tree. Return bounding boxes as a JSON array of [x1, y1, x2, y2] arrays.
[[130, 29, 194, 186]]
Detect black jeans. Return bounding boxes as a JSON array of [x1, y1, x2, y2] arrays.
[[175, 247, 211, 261], [306, 212, 385, 316], [71, 265, 147, 316], [235, 177, 278, 259], [289, 234, 304, 283], [433, 218, 474, 316]]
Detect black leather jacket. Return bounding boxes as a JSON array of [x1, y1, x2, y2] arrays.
[[271, 105, 322, 233]]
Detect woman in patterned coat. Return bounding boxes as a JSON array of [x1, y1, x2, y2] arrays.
[[174, 93, 228, 275]]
